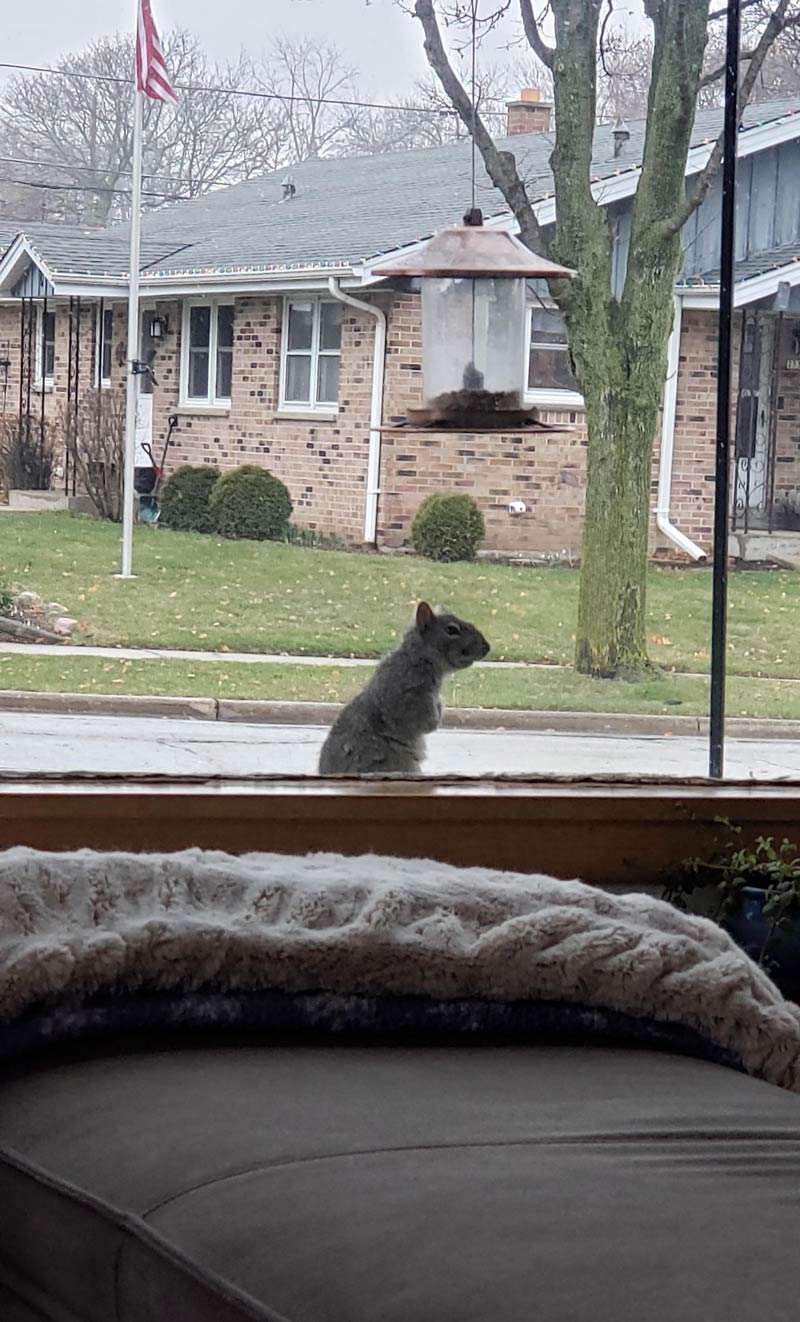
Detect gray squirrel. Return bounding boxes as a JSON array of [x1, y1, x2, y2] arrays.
[[318, 601, 490, 775]]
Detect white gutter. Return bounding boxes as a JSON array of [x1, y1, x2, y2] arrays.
[[328, 276, 387, 546], [655, 295, 706, 561]]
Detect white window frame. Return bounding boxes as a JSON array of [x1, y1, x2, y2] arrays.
[[96, 305, 114, 388], [524, 304, 584, 410], [279, 296, 341, 415], [35, 305, 56, 389], [179, 299, 235, 410]]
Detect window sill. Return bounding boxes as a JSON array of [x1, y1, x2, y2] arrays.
[[175, 404, 231, 417], [273, 408, 339, 423], [0, 779, 796, 889], [34, 381, 55, 394], [526, 391, 585, 411]]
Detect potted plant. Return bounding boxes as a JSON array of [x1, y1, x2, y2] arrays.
[[664, 826, 800, 1000]]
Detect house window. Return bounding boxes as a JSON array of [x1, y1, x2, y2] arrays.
[[526, 306, 582, 403], [181, 302, 235, 406], [281, 299, 342, 410], [97, 306, 114, 386], [37, 308, 56, 385]]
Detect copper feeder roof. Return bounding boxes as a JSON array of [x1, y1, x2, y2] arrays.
[[380, 212, 575, 280]]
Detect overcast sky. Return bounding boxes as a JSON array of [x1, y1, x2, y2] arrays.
[[4, 0, 434, 96], [4, 0, 646, 101]]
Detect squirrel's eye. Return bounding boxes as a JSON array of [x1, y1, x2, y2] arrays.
[[445, 623, 460, 637]]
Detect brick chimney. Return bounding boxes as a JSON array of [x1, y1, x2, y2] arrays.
[[506, 88, 552, 136]]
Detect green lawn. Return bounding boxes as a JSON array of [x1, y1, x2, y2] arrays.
[[2, 653, 800, 720], [1, 513, 799, 682]]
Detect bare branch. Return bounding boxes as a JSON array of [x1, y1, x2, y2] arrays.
[[708, 0, 764, 22], [519, 0, 555, 69], [699, 47, 757, 87], [413, 0, 548, 254], [598, 0, 616, 80]]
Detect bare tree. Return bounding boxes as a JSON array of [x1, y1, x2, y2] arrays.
[[0, 32, 273, 225], [343, 70, 511, 154], [700, 10, 800, 107], [411, 0, 800, 679], [595, 29, 654, 123], [59, 390, 126, 521], [251, 37, 364, 163]]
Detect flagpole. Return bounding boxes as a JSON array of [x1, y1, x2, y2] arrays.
[[119, 85, 144, 579]]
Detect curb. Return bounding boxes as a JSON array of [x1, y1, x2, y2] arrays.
[[2, 689, 800, 740], [0, 691, 217, 721]]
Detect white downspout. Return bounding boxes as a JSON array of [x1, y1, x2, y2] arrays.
[[328, 277, 386, 546], [655, 294, 706, 561]]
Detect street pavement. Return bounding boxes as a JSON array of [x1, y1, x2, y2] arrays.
[[1, 710, 798, 779]]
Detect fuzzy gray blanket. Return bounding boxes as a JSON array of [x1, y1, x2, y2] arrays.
[[1, 847, 799, 1092]]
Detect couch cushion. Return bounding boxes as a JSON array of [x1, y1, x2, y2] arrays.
[[1, 1042, 800, 1321]]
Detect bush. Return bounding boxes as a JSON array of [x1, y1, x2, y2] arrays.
[[60, 389, 124, 521], [411, 493, 485, 563], [160, 465, 220, 533], [0, 416, 54, 494], [209, 464, 293, 541]]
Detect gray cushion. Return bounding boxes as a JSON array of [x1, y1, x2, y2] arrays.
[[1, 1042, 800, 1321]]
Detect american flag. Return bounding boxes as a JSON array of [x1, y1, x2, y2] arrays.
[[136, 0, 178, 104]]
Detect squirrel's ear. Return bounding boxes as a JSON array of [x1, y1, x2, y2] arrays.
[[416, 601, 434, 631]]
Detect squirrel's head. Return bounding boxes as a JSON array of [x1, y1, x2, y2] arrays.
[[414, 601, 490, 670]]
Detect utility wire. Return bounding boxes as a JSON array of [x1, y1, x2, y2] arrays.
[[0, 60, 498, 114], [0, 175, 185, 200], [0, 153, 197, 187]]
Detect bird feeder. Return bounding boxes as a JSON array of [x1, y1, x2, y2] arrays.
[[380, 208, 575, 432]]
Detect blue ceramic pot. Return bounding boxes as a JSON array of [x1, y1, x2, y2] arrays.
[[723, 886, 800, 999]]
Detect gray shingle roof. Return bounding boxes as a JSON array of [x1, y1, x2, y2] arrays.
[[2, 98, 799, 281], [679, 239, 800, 287]]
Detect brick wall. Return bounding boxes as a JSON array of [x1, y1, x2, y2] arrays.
[[1, 290, 737, 561], [653, 307, 743, 558], [134, 293, 383, 544], [379, 292, 587, 555], [0, 299, 98, 483]]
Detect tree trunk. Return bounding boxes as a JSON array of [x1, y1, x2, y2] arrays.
[[573, 236, 683, 677], [576, 368, 659, 677]]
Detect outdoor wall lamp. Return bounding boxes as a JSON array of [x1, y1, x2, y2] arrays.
[[149, 314, 168, 340]]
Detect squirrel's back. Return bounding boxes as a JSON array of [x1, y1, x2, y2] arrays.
[[318, 602, 489, 775]]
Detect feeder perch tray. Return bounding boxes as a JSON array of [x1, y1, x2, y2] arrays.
[[382, 404, 573, 434]]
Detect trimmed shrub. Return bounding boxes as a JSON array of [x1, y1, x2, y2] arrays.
[[411, 493, 485, 563], [159, 465, 220, 533], [209, 464, 293, 541]]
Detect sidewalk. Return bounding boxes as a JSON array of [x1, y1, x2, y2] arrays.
[[4, 640, 800, 689], [0, 641, 555, 670]]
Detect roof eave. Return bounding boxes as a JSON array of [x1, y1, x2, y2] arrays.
[[361, 107, 800, 283], [0, 234, 57, 296], [679, 254, 800, 307]]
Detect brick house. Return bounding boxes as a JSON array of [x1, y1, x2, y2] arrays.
[[2, 93, 800, 562]]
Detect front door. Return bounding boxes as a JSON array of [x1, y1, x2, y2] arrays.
[[134, 308, 157, 467]]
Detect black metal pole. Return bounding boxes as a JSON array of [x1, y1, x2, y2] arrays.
[[709, 0, 741, 780]]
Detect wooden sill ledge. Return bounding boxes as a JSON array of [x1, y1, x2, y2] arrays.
[[1, 775, 799, 887]]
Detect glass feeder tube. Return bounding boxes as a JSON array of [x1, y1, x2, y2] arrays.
[[420, 275, 527, 414], [380, 211, 575, 426]]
